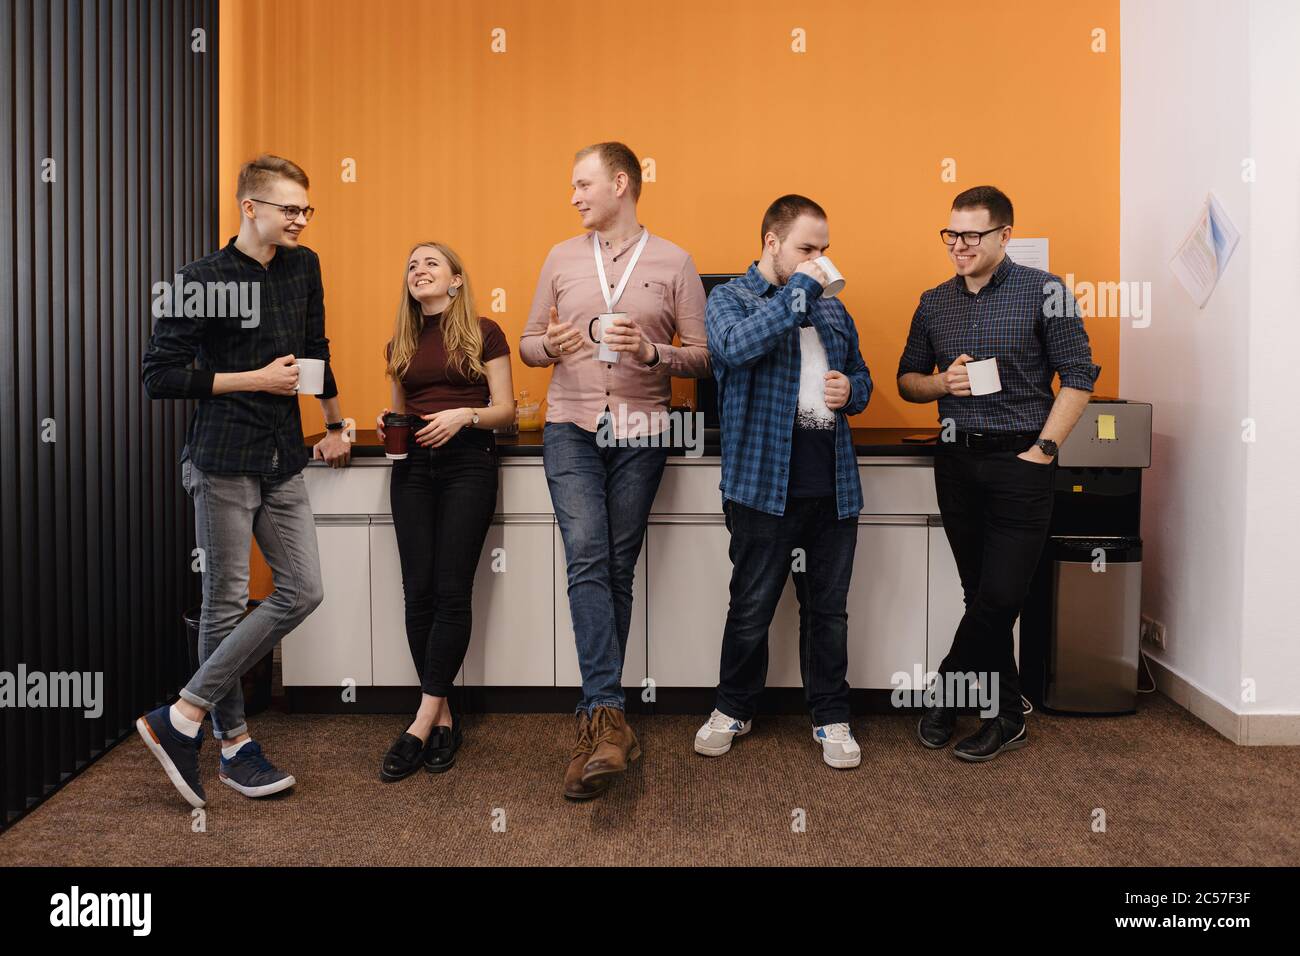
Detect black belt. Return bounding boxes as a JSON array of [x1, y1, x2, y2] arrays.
[[950, 430, 1039, 452]]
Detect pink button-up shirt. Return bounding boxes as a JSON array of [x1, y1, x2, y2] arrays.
[[520, 229, 710, 438]]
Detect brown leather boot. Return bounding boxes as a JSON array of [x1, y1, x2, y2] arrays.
[[581, 706, 641, 787], [562, 712, 608, 801]]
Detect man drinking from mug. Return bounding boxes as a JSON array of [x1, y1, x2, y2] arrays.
[[897, 185, 1097, 762], [139, 154, 350, 808], [520, 141, 710, 801], [696, 195, 873, 770]]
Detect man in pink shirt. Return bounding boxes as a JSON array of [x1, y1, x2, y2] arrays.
[[521, 141, 709, 801]]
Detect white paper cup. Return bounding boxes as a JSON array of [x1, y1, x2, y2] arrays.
[[966, 357, 1002, 396], [588, 313, 622, 364], [295, 358, 326, 395], [814, 256, 846, 298]]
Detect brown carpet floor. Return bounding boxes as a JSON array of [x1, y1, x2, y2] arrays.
[[1, 693, 1296, 866]]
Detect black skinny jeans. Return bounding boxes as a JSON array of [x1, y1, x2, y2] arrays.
[[933, 442, 1056, 719], [389, 431, 498, 697]]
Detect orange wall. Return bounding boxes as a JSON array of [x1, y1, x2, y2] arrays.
[[219, 0, 1120, 436]]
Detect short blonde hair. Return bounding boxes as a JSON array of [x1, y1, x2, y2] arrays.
[[236, 154, 309, 199]]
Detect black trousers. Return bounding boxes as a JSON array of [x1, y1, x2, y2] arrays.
[[389, 432, 498, 698], [933, 443, 1056, 719], [716, 497, 858, 726]]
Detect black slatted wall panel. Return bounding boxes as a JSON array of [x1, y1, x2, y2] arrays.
[[0, 0, 216, 829]]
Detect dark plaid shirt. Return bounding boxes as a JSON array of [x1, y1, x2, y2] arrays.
[[896, 255, 1099, 432], [707, 263, 873, 519], [142, 237, 338, 476]]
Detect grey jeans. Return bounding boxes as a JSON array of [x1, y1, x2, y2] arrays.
[[178, 460, 324, 739]]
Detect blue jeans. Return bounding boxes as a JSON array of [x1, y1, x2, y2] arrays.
[[543, 422, 668, 715], [716, 496, 857, 726], [178, 461, 324, 739]]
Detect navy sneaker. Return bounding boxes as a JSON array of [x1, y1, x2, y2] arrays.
[[218, 741, 296, 798], [135, 704, 207, 808]]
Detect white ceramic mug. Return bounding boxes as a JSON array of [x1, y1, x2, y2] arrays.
[[588, 312, 623, 364], [966, 357, 1002, 396], [295, 358, 326, 395], [814, 256, 846, 298]]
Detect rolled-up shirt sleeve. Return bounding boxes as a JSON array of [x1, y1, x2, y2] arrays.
[[141, 266, 215, 400], [895, 296, 936, 379], [302, 250, 339, 400], [1041, 278, 1100, 391], [520, 247, 560, 367]]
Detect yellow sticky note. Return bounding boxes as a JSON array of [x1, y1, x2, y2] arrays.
[[1097, 414, 1116, 440], [1073, 484, 1083, 493]]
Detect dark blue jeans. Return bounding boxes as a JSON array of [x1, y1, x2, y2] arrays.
[[543, 422, 668, 715], [716, 496, 857, 726]]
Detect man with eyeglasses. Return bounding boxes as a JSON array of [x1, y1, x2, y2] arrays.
[[138, 154, 350, 809], [897, 185, 1098, 762]]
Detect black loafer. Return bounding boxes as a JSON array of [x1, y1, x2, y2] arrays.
[[917, 705, 957, 748], [424, 718, 463, 774], [380, 731, 429, 782], [953, 715, 1028, 762]]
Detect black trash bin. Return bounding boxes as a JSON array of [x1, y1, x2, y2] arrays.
[[183, 601, 273, 717]]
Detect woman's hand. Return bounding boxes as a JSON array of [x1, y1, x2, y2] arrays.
[[375, 407, 389, 441], [415, 408, 473, 448]]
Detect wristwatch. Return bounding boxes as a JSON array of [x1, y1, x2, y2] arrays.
[[470, 411, 481, 426], [1034, 438, 1059, 458], [325, 420, 345, 432]]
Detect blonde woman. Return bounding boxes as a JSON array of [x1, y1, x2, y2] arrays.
[[375, 241, 515, 780]]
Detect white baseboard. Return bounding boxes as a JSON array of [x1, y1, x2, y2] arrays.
[[1144, 654, 1300, 745]]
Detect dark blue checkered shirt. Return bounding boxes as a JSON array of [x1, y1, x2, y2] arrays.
[[707, 263, 873, 519], [142, 238, 339, 477], [896, 255, 1099, 432]]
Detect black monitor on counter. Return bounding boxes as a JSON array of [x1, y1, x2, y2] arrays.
[[695, 273, 742, 432]]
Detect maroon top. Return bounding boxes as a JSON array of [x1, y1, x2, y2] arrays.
[[393, 314, 510, 416]]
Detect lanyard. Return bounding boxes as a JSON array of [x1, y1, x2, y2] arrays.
[[593, 228, 650, 312]]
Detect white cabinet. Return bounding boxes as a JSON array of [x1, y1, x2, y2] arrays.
[[844, 517, 930, 687], [553, 523, 648, 688], [370, 519, 414, 685], [282, 518, 373, 687], [644, 515, 929, 690], [461, 517, 556, 686], [293, 456, 960, 696], [644, 518, 729, 687]]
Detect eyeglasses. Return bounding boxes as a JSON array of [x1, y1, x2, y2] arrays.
[[250, 198, 315, 222], [939, 226, 1006, 247]]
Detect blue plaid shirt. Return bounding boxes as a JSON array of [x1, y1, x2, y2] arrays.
[[896, 255, 1099, 432], [706, 263, 872, 519]]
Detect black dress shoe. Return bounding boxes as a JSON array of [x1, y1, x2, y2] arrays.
[[424, 717, 463, 773], [953, 715, 1028, 762], [917, 705, 957, 748], [380, 731, 429, 782]]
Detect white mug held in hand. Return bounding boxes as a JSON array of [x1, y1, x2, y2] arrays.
[[965, 356, 1002, 396], [588, 313, 623, 364], [294, 358, 326, 395], [813, 256, 846, 298]]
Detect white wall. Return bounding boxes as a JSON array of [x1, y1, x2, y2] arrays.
[[1240, 0, 1300, 713], [1120, 0, 1299, 715]]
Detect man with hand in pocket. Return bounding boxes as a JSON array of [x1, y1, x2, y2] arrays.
[[897, 185, 1097, 762]]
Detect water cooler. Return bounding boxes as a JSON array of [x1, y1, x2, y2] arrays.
[[1020, 400, 1153, 715]]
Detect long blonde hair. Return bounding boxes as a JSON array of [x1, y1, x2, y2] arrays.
[[386, 241, 485, 382]]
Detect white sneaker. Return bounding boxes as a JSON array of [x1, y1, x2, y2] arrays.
[[813, 722, 861, 768], [694, 709, 752, 757]]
